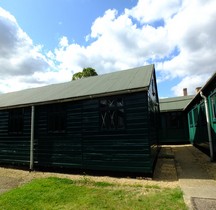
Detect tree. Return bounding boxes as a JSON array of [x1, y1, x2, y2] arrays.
[[72, 67, 98, 80], [72, 72, 83, 80]]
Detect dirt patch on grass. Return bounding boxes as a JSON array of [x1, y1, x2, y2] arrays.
[[1, 145, 215, 193], [0, 152, 178, 194], [0, 166, 178, 193]]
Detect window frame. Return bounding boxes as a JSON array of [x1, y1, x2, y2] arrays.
[[165, 112, 183, 129], [47, 103, 67, 134], [8, 108, 24, 135], [99, 97, 126, 132]]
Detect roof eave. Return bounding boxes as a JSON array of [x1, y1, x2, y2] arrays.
[[160, 109, 184, 112], [0, 87, 149, 110]]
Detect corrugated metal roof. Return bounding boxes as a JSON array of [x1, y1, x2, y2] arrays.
[[159, 95, 194, 112], [0, 64, 154, 109]]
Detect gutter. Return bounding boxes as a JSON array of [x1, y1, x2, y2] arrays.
[[30, 105, 35, 170], [200, 91, 214, 161]]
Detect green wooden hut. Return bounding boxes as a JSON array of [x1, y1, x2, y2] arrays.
[[0, 64, 160, 175], [159, 95, 194, 144], [185, 73, 216, 161]]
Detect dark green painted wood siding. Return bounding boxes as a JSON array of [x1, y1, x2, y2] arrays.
[[187, 87, 216, 160], [209, 90, 216, 159], [159, 111, 189, 144], [0, 91, 159, 174], [148, 72, 160, 165], [34, 102, 83, 168], [188, 103, 208, 144], [0, 108, 31, 165], [82, 92, 154, 173], [33, 92, 158, 174]]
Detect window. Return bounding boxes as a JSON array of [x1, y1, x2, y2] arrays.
[[99, 97, 125, 131], [8, 108, 23, 134], [211, 93, 216, 121], [48, 104, 66, 133], [166, 112, 183, 129]]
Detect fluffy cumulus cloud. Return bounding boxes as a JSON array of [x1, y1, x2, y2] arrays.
[[157, 0, 216, 94], [53, 8, 174, 74], [1, 0, 216, 96], [127, 0, 182, 23], [0, 7, 68, 93], [52, 0, 216, 96]]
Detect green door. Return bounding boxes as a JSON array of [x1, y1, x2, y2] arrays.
[[188, 110, 195, 143]]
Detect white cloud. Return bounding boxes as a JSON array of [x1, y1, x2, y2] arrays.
[[0, 0, 216, 96], [51, 0, 216, 97], [52, 8, 174, 75], [127, 0, 182, 23], [171, 74, 210, 96], [59, 36, 69, 48], [0, 7, 65, 93], [157, 0, 216, 93]]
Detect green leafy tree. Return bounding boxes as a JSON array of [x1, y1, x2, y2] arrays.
[[72, 72, 83, 80], [72, 67, 98, 80]]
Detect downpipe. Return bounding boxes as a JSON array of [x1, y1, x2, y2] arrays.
[[200, 91, 214, 161], [30, 105, 35, 170]]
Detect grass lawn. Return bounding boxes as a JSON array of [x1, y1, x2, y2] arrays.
[[0, 177, 187, 210]]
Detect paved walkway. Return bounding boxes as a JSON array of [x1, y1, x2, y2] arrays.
[[171, 145, 216, 210]]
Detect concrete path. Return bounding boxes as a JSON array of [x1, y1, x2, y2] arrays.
[[172, 145, 216, 210]]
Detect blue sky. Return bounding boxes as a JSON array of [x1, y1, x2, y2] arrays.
[[0, 0, 216, 97], [1, 0, 137, 50]]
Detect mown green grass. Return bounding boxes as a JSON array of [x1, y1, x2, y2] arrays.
[[0, 177, 187, 210]]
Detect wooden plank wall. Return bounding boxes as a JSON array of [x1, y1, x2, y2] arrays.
[[159, 112, 189, 144], [0, 91, 157, 174], [187, 88, 216, 159], [34, 102, 83, 168], [0, 108, 31, 165], [148, 98, 159, 167], [82, 92, 152, 173]]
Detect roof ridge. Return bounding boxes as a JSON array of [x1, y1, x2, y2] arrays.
[[0, 65, 154, 109]]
